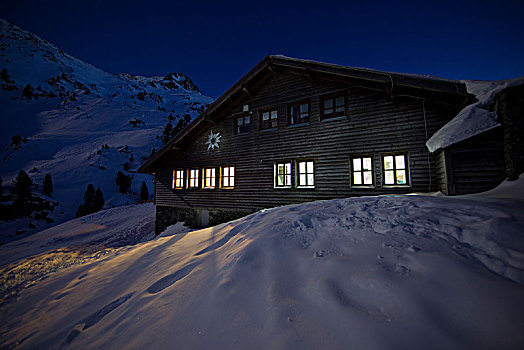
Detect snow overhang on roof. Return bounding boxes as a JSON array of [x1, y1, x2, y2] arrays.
[[139, 55, 471, 173], [426, 102, 499, 153], [426, 76, 524, 153]]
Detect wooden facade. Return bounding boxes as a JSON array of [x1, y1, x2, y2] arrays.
[[435, 83, 524, 195], [139, 56, 473, 231], [435, 128, 506, 195]]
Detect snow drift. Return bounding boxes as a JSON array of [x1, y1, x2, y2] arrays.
[[1, 178, 524, 349]]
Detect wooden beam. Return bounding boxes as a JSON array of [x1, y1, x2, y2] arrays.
[[304, 68, 319, 84], [267, 63, 279, 76], [241, 83, 253, 98], [202, 117, 216, 125]]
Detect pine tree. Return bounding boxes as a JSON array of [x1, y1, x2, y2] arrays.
[[43, 174, 53, 196], [12, 170, 32, 201], [22, 84, 33, 99], [0, 68, 9, 82], [10, 134, 22, 147], [12, 170, 33, 216], [140, 181, 149, 201], [115, 171, 132, 194], [161, 123, 173, 145], [83, 184, 96, 209], [95, 187, 104, 211], [76, 184, 96, 217]]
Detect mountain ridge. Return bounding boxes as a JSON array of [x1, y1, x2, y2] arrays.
[[0, 19, 213, 244]]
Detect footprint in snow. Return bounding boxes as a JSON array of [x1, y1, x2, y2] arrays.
[[194, 223, 247, 256], [59, 292, 135, 349], [407, 245, 420, 252], [147, 263, 199, 294]]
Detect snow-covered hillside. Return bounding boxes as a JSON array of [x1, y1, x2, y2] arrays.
[[0, 19, 213, 243], [1, 179, 523, 349]]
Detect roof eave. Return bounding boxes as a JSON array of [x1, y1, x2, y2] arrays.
[[138, 55, 472, 173]]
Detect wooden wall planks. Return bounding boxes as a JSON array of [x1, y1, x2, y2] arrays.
[[155, 72, 462, 210]]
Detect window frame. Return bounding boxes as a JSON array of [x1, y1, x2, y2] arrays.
[[173, 169, 185, 189], [320, 93, 347, 120], [274, 161, 293, 189], [221, 165, 235, 189], [288, 100, 310, 126], [259, 107, 278, 131], [296, 160, 315, 188], [350, 155, 374, 187], [382, 152, 410, 187], [188, 168, 200, 189], [202, 167, 216, 189], [235, 114, 251, 134]]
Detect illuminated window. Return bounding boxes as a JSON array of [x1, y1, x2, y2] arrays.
[[297, 161, 314, 187], [383, 154, 409, 185], [203, 167, 216, 189], [236, 115, 250, 134], [351, 156, 373, 186], [260, 109, 278, 130], [321, 95, 346, 119], [274, 162, 292, 188], [289, 102, 309, 125], [188, 169, 199, 188], [173, 169, 184, 189], [221, 166, 235, 188]]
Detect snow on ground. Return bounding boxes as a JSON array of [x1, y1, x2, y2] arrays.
[[1, 179, 524, 349], [426, 76, 524, 152], [0, 203, 156, 268], [0, 203, 158, 305]]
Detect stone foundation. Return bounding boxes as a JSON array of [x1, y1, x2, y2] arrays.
[[155, 206, 253, 235]]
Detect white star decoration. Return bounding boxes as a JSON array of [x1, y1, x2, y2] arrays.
[[206, 130, 222, 151]]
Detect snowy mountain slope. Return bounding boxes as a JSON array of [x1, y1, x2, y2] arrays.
[[0, 19, 213, 243], [0, 179, 523, 349]]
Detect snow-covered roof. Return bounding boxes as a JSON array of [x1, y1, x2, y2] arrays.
[[271, 54, 463, 84], [139, 55, 470, 173], [427, 76, 524, 152]]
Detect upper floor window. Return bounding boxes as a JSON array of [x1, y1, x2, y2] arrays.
[[321, 95, 346, 119], [221, 166, 235, 188], [236, 115, 250, 134], [289, 102, 309, 125], [351, 156, 373, 186], [274, 162, 292, 188], [260, 109, 278, 130], [173, 169, 184, 189], [383, 154, 409, 185], [203, 167, 216, 189], [188, 168, 199, 188], [297, 160, 314, 188]]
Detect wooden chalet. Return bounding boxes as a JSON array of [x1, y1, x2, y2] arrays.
[[139, 55, 492, 233]]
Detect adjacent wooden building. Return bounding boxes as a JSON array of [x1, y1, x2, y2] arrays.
[[139, 56, 488, 233], [432, 82, 524, 195]]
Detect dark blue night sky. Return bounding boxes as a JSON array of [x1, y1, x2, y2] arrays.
[[3, 0, 524, 98]]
